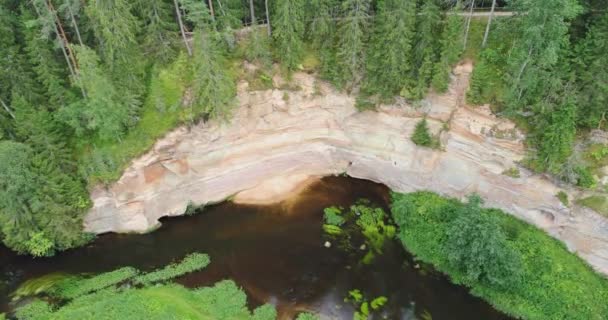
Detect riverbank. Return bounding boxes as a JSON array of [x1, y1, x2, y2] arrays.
[[85, 61, 608, 276], [391, 191, 608, 320]]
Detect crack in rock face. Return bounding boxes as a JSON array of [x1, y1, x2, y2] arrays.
[[84, 62, 608, 276]]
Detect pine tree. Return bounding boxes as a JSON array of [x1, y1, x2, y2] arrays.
[[272, 0, 305, 72], [432, 3, 464, 93], [412, 0, 442, 99], [335, 0, 371, 90], [365, 0, 417, 98]]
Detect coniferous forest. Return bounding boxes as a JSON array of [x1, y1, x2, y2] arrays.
[[0, 0, 606, 260]]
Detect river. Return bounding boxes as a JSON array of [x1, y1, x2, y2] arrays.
[[0, 177, 511, 319]]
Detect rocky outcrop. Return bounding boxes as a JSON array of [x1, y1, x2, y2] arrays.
[[84, 62, 608, 276]]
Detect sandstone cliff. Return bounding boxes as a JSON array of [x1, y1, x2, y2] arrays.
[[84, 62, 608, 276]]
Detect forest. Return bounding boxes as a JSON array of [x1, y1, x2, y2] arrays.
[[0, 0, 606, 259]]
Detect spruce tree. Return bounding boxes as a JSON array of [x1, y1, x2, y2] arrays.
[[0, 140, 89, 256], [134, 0, 178, 64], [411, 118, 433, 147], [432, 3, 464, 93], [180, 0, 236, 119], [335, 0, 371, 90], [21, 7, 75, 109], [574, 12, 607, 129], [308, 0, 339, 83], [412, 0, 442, 99], [365, 0, 416, 98], [272, 0, 305, 72], [59, 45, 138, 141], [85, 0, 145, 97]]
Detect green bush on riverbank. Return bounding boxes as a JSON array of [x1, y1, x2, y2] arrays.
[[391, 191, 608, 320]]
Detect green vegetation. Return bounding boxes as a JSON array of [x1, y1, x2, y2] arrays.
[[502, 167, 521, 178], [575, 166, 597, 189], [411, 118, 439, 149], [467, 0, 607, 176], [12, 253, 278, 320], [16, 281, 276, 320], [556, 191, 570, 206], [322, 201, 395, 264], [344, 289, 388, 320], [53, 267, 139, 299], [391, 191, 608, 320], [323, 206, 345, 226], [295, 313, 319, 320], [134, 253, 210, 285], [577, 195, 608, 217]]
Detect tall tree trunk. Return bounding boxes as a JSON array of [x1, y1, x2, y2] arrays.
[[208, 0, 215, 19], [67, 4, 83, 46], [463, 0, 475, 50], [46, 0, 79, 72], [174, 0, 192, 56], [0, 98, 15, 119], [265, 0, 271, 36], [482, 0, 496, 48], [249, 0, 255, 25], [32, 2, 76, 79]]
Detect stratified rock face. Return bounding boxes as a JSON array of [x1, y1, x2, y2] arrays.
[[84, 62, 608, 276]]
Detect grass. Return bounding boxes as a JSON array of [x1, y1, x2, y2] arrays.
[[577, 195, 608, 217], [502, 167, 521, 178], [134, 253, 210, 285], [391, 191, 608, 320], [462, 17, 490, 60]]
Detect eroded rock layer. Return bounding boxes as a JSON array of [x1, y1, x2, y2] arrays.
[[85, 63, 608, 275]]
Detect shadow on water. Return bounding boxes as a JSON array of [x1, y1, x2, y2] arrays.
[[0, 176, 512, 319]]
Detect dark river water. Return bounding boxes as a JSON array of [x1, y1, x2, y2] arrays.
[[0, 176, 511, 319]]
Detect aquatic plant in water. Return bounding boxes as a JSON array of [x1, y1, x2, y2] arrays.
[[345, 289, 388, 320], [133, 252, 210, 285], [322, 200, 396, 264]]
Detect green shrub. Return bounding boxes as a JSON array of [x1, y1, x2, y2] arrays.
[[575, 166, 597, 189], [556, 191, 569, 206], [53, 267, 139, 299], [134, 253, 210, 285], [391, 191, 608, 320], [445, 196, 523, 289]]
